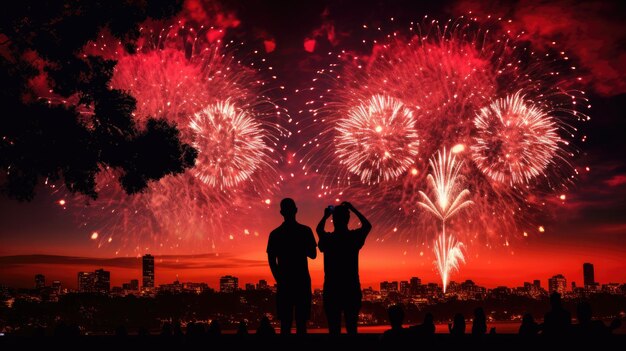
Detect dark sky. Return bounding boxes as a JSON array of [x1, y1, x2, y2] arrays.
[[1, 0, 625, 289]]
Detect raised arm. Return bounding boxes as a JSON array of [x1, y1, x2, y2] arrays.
[[316, 207, 332, 252], [343, 202, 372, 234]]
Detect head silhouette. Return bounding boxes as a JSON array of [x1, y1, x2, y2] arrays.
[[388, 304, 404, 329], [332, 204, 350, 228], [280, 198, 297, 221], [549, 292, 562, 308]]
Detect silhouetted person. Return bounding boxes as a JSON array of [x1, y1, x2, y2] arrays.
[[519, 313, 540, 336], [574, 301, 615, 337], [472, 307, 487, 335], [317, 201, 372, 335], [267, 198, 317, 335], [207, 320, 221, 338], [237, 321, 249, 336], [381, 304, 406, 343], [409, 312, 436, 337], [449, 313, 466, 336], [543, 292, 571, 336], [256, 316, 276, 337]]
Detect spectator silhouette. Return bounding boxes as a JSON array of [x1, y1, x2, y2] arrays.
[[381, 304, 406, 343], [267, 198, 317, 335], [408, 312, 436, 337], [317, 201, 372, 335], [207, 320, 221, 338], [449, 313, 466, 336], [256, 316, 276, 337], [519, 313, 540, 336], [236, 320, 249, 336], [160, 322, 173, 337], [575, 301, 615, 337], [542, 292, 571, 336], [472, 307, 487, 335]]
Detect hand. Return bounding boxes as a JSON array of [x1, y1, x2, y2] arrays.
[[324, 207, 332, 217], [341, 201, 354, 210]]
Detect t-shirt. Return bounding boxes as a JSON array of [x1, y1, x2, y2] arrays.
[[318, 227, 369, 285], [266, 221, 317, 285]]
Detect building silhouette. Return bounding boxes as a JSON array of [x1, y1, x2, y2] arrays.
[[51, 280, 61, 294], [78, 272, 95, 292], [94, 268, 111, 293], [35, 274, 45, 289], [533, 279, 541, 288], [410, 277, 422, 294], [142, 254, 155, 288], [256, 279, 269, 290], [548, 274, 567, 295], [583, 263, 595, 287], [219, 275, 238, 293]]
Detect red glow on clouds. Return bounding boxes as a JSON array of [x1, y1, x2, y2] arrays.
[[453, 0, 626, 96]]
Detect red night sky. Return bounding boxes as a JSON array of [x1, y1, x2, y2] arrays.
[[1, 0, 625, 291]]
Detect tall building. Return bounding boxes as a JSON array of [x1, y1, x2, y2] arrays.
[[245, 283, 256, 291], [533, 280, 541, 288], [51, 280, 61, 295], [256, 279, 268, 290], [410, 277, 422, 293], [220, 275, 238, 293], [94, 269, 110, 293], [35, 274, 45, 289], [78, 272, 95, 292], [399, 281, 410, 295], [380, 281, 399, 294], [583, 263, 595, 287], [130, 279, 139, 291], [548, 274, 567, 295], [142, 254, 155, 288]]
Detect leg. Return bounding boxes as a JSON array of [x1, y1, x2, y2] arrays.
[[294, 300, 308, 335], [344, 306, 359, 335], [280, 310, 293, 335], [324, 292, 341, 336]]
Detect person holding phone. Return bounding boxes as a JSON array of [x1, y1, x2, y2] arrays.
[[316, 201, 372, 335]]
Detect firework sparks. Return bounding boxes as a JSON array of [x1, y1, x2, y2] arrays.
[[334, 94, 419, 184], [189, 100, 272, 189], [50, 24, 286, 252], [418, 149, 472, 292], [471, 91, 562, 185], [433, 232, 465, 294], [301, 17, 586, 247]]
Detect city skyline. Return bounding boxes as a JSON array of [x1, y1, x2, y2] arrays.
[[6, 261, 622, 294]]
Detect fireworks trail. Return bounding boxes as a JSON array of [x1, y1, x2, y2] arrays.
[[299, 16, 588, 249], [433, 233, 465, 294], [50, 23, 287, 253], [418, 149, 472, 292], [471, 91, 563, 185], [335, 94, 419, 184]]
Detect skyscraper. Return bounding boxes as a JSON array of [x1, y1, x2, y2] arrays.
[[219, 275, 238, 293], [533, 279, 541, 288], [399, 281, 410, 295], [548, 274, 567, 295], [78, 272, 95, 292], [130, 279, 139, 291], [410, 277, 422, 295], [35, 274, 45, 289], [583, 263, 595, 287], [94, 268, 110, 293], [142, 254, 155, 288]]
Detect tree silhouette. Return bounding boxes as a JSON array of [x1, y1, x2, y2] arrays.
[[0, 0, 195, 201]]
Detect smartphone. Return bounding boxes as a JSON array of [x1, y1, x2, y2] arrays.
[[327, 205, 334, 212]]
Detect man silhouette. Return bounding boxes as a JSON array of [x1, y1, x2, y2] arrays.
[[267, 198, 317, 335], [316, 201, 371, 335]]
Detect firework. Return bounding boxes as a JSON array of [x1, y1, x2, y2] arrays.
[[334, 94, 419, 184], [189, 100, 272, 189], [433, 233, 465, 293], [418, 149, 472, 292], [301, 17, 586, 247], [471, 91, 562, 185], [56, 24, 286, 252]]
